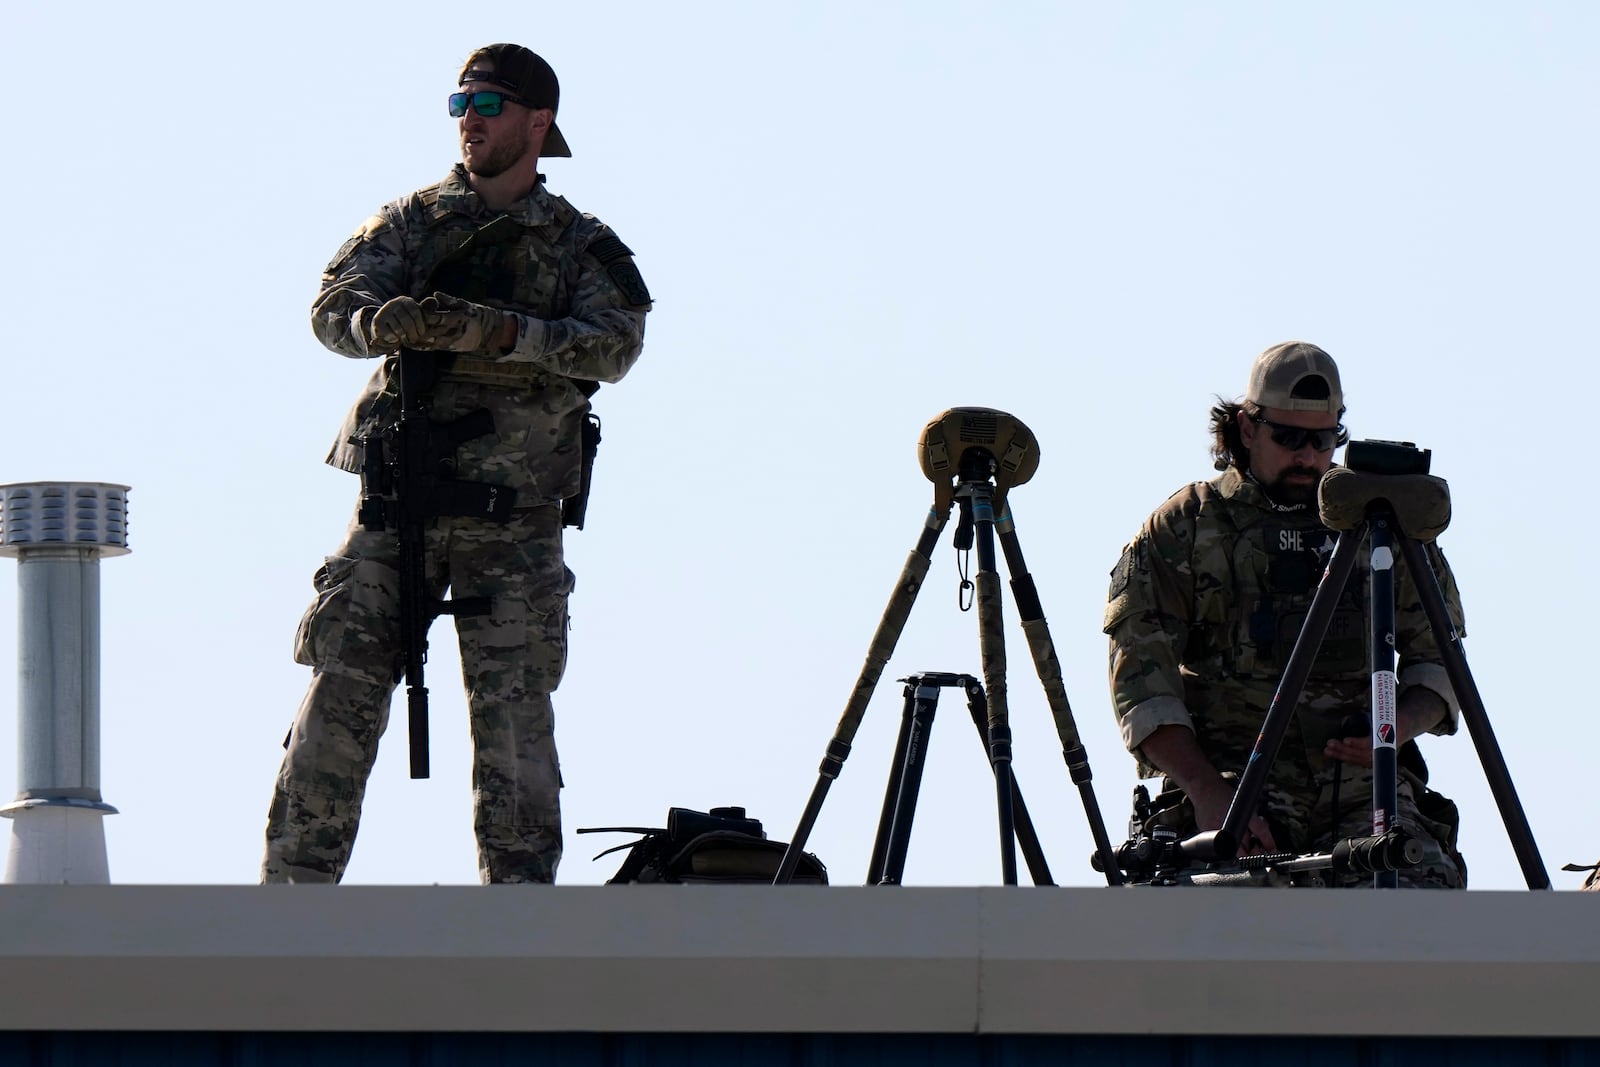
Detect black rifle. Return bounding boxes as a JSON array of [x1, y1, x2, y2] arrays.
[[357, 215, 520, 778], [1095, 784, 1426, 886]]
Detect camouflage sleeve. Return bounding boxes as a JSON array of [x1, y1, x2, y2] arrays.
[[1395, 541, 1467, 735], [501, 218, 650, 384], [310, 209, 409, 359], [1104, 492, 1202, 757]]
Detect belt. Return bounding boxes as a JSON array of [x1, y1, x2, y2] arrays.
[[435, 355, 545, 389]]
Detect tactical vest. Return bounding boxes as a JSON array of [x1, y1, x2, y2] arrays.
[[1191, 482, 1367, 681], [394, 183, 582, 390]]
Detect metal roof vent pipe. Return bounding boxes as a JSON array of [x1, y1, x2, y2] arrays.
[[0, 482, 130, 884]]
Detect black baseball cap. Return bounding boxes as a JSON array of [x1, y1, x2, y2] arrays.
[[458, 44, 571, 157]]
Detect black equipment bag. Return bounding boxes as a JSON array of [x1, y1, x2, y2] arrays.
[[580, 806, 828, 885]]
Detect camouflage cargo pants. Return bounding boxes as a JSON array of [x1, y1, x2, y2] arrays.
[[262, 501, 572, 884], [1265, 762, 1466, 888]]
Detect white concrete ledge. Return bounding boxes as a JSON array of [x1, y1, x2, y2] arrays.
[[0, 885, 1594, 1035]]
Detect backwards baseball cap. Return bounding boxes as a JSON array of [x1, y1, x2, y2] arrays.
[[1245, 341, 1344, 415], [459, 43, 571, 158]]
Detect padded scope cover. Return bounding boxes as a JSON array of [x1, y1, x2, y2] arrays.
[[918, 407, 1040, 512], [1318, 466, 1452, 542]]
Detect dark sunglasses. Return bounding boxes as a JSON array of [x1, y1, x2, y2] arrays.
[[1251, 413, 1348, 452], [448, 90, 533, 118]]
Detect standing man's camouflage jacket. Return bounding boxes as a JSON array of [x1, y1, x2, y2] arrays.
[[1103, 466, 1466, 794], [311, 165, 651, 506]]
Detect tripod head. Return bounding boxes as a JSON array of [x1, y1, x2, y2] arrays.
[[918, 407, 1039, 513], [1319, 439, 1452, 542]]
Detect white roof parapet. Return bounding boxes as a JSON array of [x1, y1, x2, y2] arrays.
[[0, 482, 130, 558], [0, 885, 1594, 1036]]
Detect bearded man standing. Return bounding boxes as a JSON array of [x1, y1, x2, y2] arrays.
[[263, 44, 651, 884]]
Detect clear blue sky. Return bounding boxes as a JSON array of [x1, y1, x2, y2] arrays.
[[2, 1, 1594, 889]]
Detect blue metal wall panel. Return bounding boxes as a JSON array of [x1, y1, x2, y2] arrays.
[[3, 1033, 1599, 1066]]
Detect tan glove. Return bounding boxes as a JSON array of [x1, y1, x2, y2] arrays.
[[417, 293, 509, 354], [364, 296, 432, 353]]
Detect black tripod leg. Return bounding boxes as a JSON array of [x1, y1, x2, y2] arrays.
[[961, 677, 1055, 885], [875, 678, 941, 885], [775, 506, 952, 884], [867, 679, 920, 883], [1396, 536, 1551, 888], [972, 487, 1018, 885], [995, 511, 1123, 885], [1369, 514, 1401, 888], [1222, 526, 1365, 855]]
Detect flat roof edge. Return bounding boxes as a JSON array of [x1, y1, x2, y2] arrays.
[[0, 885, 1594, 1035]]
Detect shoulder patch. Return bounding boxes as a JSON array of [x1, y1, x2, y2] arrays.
[[1108, 540, 1143, 599], [582, 226, 650, 306], [587, 233, 635, 264], [324, 237, 361, 275], [325, 215, 391, 274], [607, 259, 652, 307]]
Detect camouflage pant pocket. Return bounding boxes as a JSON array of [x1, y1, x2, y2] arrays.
[[293, 554, 402, 683], [459, 589, 569, 701], [533, 589, 570, 693]]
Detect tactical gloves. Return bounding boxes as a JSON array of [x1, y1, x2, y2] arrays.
[[361, 294, 511, 355], [417, 293, 511, 354], [364, 296, 432, 353]]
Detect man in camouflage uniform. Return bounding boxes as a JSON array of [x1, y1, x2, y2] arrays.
[[1103, 342, 1466, 887], [262, 44, 651, 884]]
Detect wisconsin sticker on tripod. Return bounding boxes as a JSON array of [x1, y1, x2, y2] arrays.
[[1372, 671, 1398, 749]]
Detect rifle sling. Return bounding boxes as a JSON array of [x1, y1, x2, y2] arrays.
[[425, 479, 515, 523], [433, 406, 496, 448]]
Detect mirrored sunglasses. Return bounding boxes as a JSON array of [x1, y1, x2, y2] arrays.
[[448, 90, 531, 118], [1251, 414, 1348, 452]]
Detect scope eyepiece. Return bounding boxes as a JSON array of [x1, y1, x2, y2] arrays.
[[1331, 829, 1424, 875]]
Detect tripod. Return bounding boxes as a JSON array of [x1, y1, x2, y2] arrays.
[[868, 671, 1055, 885], [1172, 440, 1549, 889], [773, 408, 1123, 885]]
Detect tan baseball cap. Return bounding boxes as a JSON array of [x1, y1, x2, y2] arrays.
[[1245, 341, 1344, 414]]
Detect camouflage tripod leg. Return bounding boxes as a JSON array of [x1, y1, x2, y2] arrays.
[[774, 505, 951, 884], [994, 507, 1123, 885], [968, 482, 1019, 885]]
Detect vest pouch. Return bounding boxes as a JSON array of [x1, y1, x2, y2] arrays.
[[1273, 600, 1367, 675], [1412, 781, 1467, 885]]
